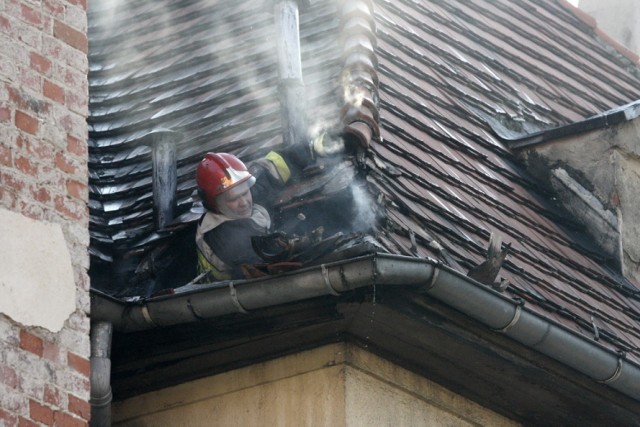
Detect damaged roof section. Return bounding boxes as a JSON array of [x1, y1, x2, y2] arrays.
[[88, 0, 348, 288], [365, 0, 640, 366], [88, 0, 640, 369]]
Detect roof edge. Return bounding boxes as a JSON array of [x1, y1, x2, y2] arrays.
[[557, 0, 640, 65], [91, 252, 640, 402]]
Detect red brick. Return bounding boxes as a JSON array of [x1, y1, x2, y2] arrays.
[[33, 187, 52, 203], [18, 416, 39, 427], [29, 400, 54, 425], [53, 411, 87, 427], [62, 67, 86, 90], [43, 0, 65, 17], [43, 340, 62, 364], [67, 134, 86, 157], [67, 394, 90, 421], [55, 195, 83, 220], [7, 86, 48, 115], [19, 202, 44, 221], [20, 68, 43, 93], [55, 152, 77, 174], [15, 111, 38, 135], [0, 409, 18, 426], [18, 134, 53, 160], [67, 179, 86, 200], [7, 86, 22, 105], [67, 352, 90, 377], [0, 15, 12, 32], [66, 90, 87, 115], [0, 365, 20, 389], [44, 385, 62, 407], [68, 0, 88, 11], [0, 106, 11, 122], [19, 330, 44, 357], [7, 87, 49, 114], [21, 4, 42, 27], [53, 20, 87, 53], [44, 79, 65, 104], [0, 143, 12, 166], [15, 155, 37, 175], [1, 171, 26, 192], [30, 52, 52, 74]]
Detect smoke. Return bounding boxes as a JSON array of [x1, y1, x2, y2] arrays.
[[350, 182, 376, 232], [342, 81, 367, 109]]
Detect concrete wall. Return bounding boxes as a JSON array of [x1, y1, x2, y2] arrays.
[[579, 0, 640, 55], [518, 115, 640, 283], [112, 344, 517, 427], [0, 0, 90, 425]]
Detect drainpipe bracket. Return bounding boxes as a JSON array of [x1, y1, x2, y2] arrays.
[[229, 282, 249, 314], [419, 263, 440, 293], [493, 298, 525, 333], [321, 264, 341, 296], [599, 357, 624, 384], [90, 389, 113, 407], [493, 304, 522, 333], [141, 305, 158, 328]]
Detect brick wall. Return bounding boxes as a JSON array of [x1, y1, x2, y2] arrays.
[[0, 0, 90, 426]]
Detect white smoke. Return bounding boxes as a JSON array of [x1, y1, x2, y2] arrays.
[[350, 182, 376, 232]]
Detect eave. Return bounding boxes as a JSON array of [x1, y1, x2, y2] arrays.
[[91, 253, 640, 424]]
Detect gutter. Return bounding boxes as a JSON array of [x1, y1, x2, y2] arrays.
[[91, 253, 640, 402]]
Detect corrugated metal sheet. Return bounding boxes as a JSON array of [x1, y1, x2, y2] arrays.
[[88, 0, 640, 364]]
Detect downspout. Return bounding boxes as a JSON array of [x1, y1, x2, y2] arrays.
[[273, 0, 307, 149], [90, 321, 113, 427], [91, 253, 640, 401]]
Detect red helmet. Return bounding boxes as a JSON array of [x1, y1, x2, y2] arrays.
[[196, 152, 256, 211]]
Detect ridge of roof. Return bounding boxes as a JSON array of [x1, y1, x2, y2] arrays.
[[339, 0, 380, 146]]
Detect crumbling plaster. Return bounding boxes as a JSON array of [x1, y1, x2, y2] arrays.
[[517, 118, 640, 282], [0, 208, 76, 332], [614, 147, 640, 281]]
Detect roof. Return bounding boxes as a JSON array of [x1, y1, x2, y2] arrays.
[[88, 0, 640, 398]]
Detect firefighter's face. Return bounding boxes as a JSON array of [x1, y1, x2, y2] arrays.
[[217, 182, 253, 219]]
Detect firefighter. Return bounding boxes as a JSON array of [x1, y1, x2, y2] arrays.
[[195, 151, 292, 280]]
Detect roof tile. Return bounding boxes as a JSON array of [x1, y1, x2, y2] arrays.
[[88, 0, 640, 362]]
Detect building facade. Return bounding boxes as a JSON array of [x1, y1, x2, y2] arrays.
[[579, 0, 640, 55], [0, 1, 90, 425]]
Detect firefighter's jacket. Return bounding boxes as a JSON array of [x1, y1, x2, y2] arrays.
[[195, 150, 292, 280], [196, 205, 271, 280]]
